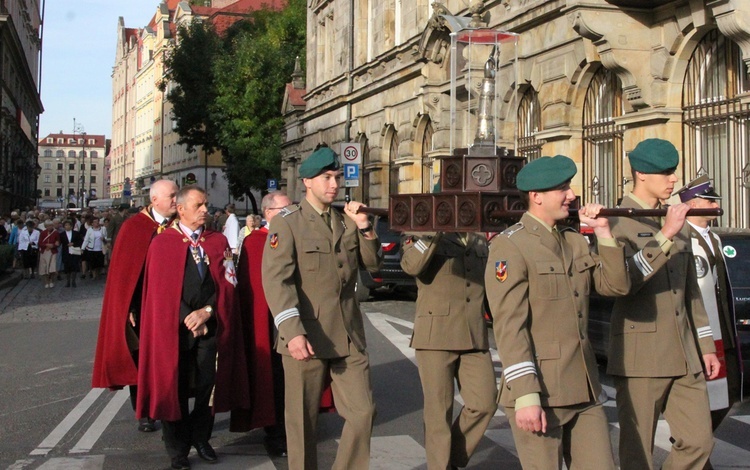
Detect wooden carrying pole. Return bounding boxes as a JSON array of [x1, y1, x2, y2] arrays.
[[342, 205, 723, 219], [488, 207, 724, 219]]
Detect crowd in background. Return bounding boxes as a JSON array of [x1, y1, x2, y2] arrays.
[[0, 203, 260, 288]]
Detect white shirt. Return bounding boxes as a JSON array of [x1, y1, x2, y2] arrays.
[[687, 221, 715, 255], [179, 222, 205, 257], [222, 213, 239, 252]]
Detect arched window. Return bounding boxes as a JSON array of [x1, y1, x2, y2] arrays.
[[68, 150, 76, 158], [683, 30, 750, 227], [517, 87, 542, 161], [44, 149, 52, 157], [56, 150, 64, 158], [582, 66, 624, 206], [386, 125, 400, 195], [90, 151, 99, 159]]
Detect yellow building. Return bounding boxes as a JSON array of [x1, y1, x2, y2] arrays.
[[281, 0, 750, 228]]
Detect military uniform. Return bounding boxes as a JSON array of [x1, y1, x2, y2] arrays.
[[486, 213, 629, 469], [677, 175, 742, 438], [261, 197, 383, 470], [608, 140, 717, 470], [401, 232, 497, 470]]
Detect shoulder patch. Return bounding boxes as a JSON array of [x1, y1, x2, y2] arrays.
[[279, 204, 301, 218], [502, 222, 524, 238]]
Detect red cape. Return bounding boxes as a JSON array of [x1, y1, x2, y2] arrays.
[[136, 226, 250, 421], [230, 228, 334, 432], [92, 209, 159, 389]]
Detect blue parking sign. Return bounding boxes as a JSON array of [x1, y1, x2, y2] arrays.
[[267, 179, 278, 190], [343, 164, 360, 187]]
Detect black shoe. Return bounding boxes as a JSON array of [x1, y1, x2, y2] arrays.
[[137, 417, 156, 432], [194, 442, 217, 462], [170, 455, 190, 469], [264, 439, 287, 457]]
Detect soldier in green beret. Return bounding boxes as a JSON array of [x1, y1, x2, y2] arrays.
[[262, 145, 383, 470], [485, 155, 630, 469], [608, 138, 720, 469]]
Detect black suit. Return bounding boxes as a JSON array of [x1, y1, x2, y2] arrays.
[[162, 249, 218, 459], [59, 230, 83, 273]]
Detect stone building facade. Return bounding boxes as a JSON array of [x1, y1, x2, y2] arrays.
[[110, 0, 269, 208], [0, 0, 43, 212], [36, 132, 108, 208], [280, 0, 750, 228]]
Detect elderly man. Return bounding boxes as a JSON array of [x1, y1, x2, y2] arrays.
[[608, 139, 720, 470], [136, 185, 249, 470], [262, 147, 383, 470], [486, 155, 630, 469], [231, 191, 292, 455], [92, 180, 178, 432]]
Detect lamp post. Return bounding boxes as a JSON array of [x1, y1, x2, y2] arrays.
[[73, 119, 86, 208]]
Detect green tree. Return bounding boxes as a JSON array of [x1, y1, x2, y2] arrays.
[[163, 20, 222, 154], [212, 0, 306, 201]]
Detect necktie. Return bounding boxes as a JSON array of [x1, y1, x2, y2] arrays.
[[191, 233, 205, 278], [322, 212, 332, 232], [157, 219, 168, 234]]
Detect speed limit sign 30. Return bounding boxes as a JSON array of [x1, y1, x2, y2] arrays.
[[340, 143, 362, 165]]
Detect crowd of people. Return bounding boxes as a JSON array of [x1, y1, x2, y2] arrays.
[[1, 206, 127, 287], [83, 139, 739, 470]]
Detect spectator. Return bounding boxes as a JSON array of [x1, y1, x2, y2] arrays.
[[81, 217, 107, 280], [60, 220, 83, 288], [38, 221, 60, 288], [18, 220, 39, 279]]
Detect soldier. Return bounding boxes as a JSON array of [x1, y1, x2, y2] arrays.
[[485, 155, 630, 469], [400, 230, 497, 470], [608, 139, 720, 470], [262, 147, 383, 470], [676, 174, 741, 468]]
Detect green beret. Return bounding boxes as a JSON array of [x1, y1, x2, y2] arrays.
[[517, 155, 577, 191], [299, 147, 340, 179], [628, 138, 679, 174]]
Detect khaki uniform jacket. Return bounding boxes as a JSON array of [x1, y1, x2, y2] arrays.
[[607, 196, 716, 378], [401, 232, 489, 351], [261, 199, 383, 359], [485, 213, 630, 408]]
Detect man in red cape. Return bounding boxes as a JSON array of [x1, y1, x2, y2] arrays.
[[91, 180, 177, 432], [136, 185, 249, 470], [230, 191, 334, 457]]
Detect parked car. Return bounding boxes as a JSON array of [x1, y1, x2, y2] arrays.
[[356, 216, 416, 301], [588, 228, 750, 378]]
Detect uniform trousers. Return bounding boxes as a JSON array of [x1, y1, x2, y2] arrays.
[[614, 372, 713, 470], [415, 349, 497, 470], [505, 400, 615, 470], [162, 336, 217, 459], [282, 346, 375, 470]]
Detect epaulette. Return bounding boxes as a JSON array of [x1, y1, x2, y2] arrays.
[[502, 222, 524, 238], [279, 205, 301, 217]]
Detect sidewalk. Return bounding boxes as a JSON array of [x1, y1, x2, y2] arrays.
[[0, 271, 106, 320]]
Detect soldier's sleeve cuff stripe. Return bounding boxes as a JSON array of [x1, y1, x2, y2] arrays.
[[697, 326, 713, 338], [415, 240, 427, 254], [633, 251, 653, 277], [274, 308, 299, 327], [503, 361, 537, 382]]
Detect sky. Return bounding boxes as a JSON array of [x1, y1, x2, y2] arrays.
[[38, 0, 160, 139]]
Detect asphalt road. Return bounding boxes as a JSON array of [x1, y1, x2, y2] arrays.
[[2, 278, 750, 469]]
